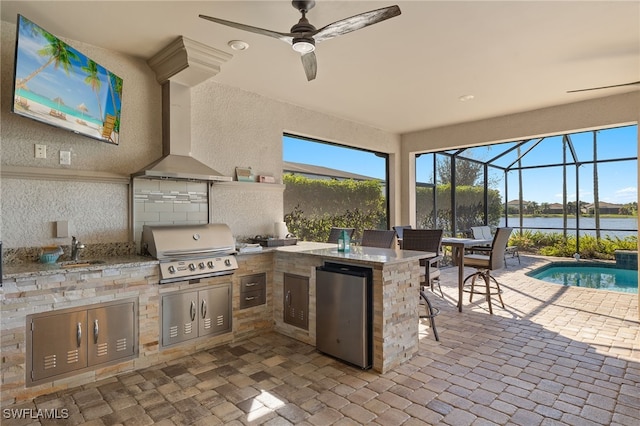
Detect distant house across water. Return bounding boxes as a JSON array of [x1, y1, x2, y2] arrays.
[[507, 199, 625, 215], [585, 202, 624, 215]]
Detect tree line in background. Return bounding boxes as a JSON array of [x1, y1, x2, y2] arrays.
[[506, 201, 638, 216], [283, 156, 636, 259]]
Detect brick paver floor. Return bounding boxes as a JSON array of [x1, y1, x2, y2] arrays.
[[3, 255, 638, 425]]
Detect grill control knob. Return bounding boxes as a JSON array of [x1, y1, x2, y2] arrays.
[[189, 263, 196, 271], [168, 265, 176, 274], [207, 261, 214, 269], [198, 262, 205, 270], [224, 259, 232, 267]]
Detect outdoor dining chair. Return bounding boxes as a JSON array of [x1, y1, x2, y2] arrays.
[[463, 227, 513, 314], [360, 229, 397, 248], [401, 229, 445, 341], [327, 227, 355, 244], [470, 225, 520, 265]]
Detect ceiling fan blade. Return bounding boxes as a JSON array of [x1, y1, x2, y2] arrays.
[[301, 51, 317, 81], [567, 81, 640, 93], [199, 14, 293, 44], [313, 5, 401, 43]]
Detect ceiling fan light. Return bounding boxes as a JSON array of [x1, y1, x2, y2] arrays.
[[292, 40, 315, 53]]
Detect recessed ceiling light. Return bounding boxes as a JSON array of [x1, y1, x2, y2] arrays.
[[459, 94, 475, 102], [228, 40, 249, 51]]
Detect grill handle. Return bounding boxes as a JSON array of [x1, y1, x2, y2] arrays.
[[159, 247, 236, 258]]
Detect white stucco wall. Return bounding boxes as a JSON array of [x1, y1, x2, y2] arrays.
[[1, 17, 635, 250], [0, 21, 161, 247], [191, 81, 401, 238], [0, 21, 400, 248], [0, 24, 162, 176]]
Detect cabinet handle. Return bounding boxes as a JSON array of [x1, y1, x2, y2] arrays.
[[93, 319, 99, 344], [76, 322, 82, 347], [201, 299, 207, 319], [190, 301, 196, 322], [286, 290, 291, 306], [245, 296, 257, 301], [245, 282, 258, 287]]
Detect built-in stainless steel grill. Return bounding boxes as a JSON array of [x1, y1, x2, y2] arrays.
[[141, 223, 238, 284]]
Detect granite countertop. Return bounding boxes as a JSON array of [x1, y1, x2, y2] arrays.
[[236, 241, 335, 255], [297, 245, 434, 265], [245, 241, 432, 265], [3, 241, 432, 279], [2, 255, 158, 279]]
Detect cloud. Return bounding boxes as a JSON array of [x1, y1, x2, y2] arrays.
[[616, 187, 637, 195], [605, 186, 638, 204]]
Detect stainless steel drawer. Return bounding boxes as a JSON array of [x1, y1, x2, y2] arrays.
[[240, 274, 265, 292], [240, 273, 266, 309], [240, 288, 266, 308]]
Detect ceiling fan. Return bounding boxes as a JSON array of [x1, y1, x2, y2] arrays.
[[199, 0, 401, 81], [567, 81, 640, 93]]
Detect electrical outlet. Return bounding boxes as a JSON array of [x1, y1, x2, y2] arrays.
[[35, 144, 46, 159], [60, 151, 71, 165]]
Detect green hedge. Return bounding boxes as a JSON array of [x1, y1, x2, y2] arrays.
[[509, 230, 637, 260], [283, 174, 637, 258], [283, 174, 386, 241], [416, 184, 503, 233]]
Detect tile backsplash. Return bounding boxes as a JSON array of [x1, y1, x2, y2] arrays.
[[132, 179, 209, 252]]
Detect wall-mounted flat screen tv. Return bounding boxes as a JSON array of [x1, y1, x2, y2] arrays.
[[11, 14, 123, 145]]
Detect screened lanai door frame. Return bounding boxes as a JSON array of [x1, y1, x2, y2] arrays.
[[415, 124, 638, 252]]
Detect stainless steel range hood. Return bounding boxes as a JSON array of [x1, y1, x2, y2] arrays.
[[132, 37, 233, 182]]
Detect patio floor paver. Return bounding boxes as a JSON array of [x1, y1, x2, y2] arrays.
[[2, 254, 638, 425]]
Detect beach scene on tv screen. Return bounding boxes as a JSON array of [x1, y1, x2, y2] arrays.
[[12, 15, 122, 145]]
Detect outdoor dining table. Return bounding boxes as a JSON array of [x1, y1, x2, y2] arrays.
[[441, 237, 493, 312]]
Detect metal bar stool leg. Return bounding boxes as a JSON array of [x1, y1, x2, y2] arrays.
[[489, 275, 505, 308], [482, 273, 493, 315], [419, 289, 439, 341], [431, 278, 444, 298]]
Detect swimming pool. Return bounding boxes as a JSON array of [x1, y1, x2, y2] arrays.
[[528, 262, 638, 294]]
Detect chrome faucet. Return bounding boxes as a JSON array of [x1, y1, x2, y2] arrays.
[[71, 236, 85, 261]]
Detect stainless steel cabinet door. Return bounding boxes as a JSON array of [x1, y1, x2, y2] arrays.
[[162, 290, 198, 347], [87, 302, 136, 366], [284, 273, 309, 330], [198, 285, 231, 337], [30, 310, 88, 381]]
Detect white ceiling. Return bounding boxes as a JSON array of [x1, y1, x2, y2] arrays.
[[2, 1, 639, 134]]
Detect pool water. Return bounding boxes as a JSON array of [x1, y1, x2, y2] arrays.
[[528, 262, 638, 294]]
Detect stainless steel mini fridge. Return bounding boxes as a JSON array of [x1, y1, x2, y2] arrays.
[[315, 262, 373, 369]]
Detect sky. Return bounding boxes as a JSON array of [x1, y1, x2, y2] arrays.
[[283, 125, 638, 205]]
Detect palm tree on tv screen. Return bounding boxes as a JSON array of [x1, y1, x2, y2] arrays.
[[82, 59, 104, 121], [16, 17, 79, 89], [107, 71, 123, 131]]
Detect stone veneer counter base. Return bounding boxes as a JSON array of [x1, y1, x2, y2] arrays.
[[272, 243, 433, 374], [1, 242, 431, 403]]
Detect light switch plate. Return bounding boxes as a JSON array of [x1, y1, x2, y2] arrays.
[[35, 144, 46, 159], [60, 151, 71, 165], [56, 220, 69, 238]]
